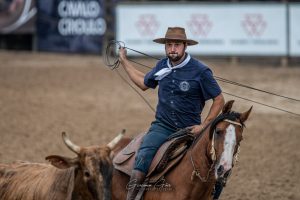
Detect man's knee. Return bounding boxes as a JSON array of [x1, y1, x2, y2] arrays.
[[134, 150, 156, 174]]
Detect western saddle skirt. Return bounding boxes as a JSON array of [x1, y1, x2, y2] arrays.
[[113, 128, 194, 184]]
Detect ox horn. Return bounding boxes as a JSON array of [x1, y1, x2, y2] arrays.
[[107, 129, 126, 149], [62, 132, 81, 154]]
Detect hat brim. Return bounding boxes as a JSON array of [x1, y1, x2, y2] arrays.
[[153, 38, 198, 46]]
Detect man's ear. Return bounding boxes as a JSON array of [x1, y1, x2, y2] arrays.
[[45, 155, 79, 169]]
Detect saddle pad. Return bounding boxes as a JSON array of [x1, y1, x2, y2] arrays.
[[113, 131, 194, 178], [113, 132, 146, 175]]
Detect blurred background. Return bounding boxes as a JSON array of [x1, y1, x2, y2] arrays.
[[0, 0, 300, 65], [0, 1, 299, 199]]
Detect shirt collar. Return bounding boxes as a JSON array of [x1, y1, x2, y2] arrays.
[[154, 54, 191, 81], [167, 53, 191, 69]]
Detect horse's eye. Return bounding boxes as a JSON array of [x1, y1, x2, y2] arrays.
[[215, 129, 222, 135]]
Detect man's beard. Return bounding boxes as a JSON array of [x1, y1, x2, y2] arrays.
[[167, 53, 183, 62]]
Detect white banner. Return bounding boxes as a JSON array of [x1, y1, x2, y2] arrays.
[[289, 4, 300, 56], [116, 3, 287, 56]]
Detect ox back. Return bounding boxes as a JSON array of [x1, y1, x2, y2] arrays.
[[0, 161, 75, 200]]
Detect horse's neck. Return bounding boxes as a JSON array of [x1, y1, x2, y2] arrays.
[[164, 130, 214, 198], [190, 129, 213, 179]]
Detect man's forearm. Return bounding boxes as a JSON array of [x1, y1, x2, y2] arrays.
[[188, 94, 224, 134], [120, 59, 148, 91], [202, 94, 225, 127]]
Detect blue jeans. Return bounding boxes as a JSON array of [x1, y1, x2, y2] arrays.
[[134, 120, 177, 174]]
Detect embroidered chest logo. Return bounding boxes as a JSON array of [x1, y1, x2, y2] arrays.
[[179, 81, 190, 92]]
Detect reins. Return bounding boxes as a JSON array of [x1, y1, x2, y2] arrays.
[[189, 121, 214, 183]]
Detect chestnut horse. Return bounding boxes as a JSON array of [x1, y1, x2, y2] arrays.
[[112, 100, 252, 200]]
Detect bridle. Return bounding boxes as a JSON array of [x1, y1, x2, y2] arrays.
[[190, 112, 244, 182]]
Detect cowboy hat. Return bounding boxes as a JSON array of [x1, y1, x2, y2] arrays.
[[153, 27, 198, 46]]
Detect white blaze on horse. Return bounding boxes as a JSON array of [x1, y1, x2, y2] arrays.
[[111, 100, 252, 200], [0, 131, 125, 200], [215, 119, 241, 178]]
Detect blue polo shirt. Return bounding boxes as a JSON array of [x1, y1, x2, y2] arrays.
[[144, 54, 221, 129]]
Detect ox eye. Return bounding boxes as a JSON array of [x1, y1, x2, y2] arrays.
[[84, 171, 90, 178]]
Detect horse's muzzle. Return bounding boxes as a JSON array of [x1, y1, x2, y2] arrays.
[[216, 165, 232, 181], [217, 165, 224, 176], [224, 169, 231, 179]]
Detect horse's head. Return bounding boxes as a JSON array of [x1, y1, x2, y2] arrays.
[[209, 100, 252, 180]]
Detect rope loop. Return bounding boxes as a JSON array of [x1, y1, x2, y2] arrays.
[[104, 40, 125, 70]]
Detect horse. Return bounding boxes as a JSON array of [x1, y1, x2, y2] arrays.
[[111, 100, 252, 200]]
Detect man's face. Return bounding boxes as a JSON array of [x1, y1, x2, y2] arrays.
[[165, 40, 186, 62]]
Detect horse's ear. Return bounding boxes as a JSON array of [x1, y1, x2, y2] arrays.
[[240, 106, 253, 123], [222, 100, 234, 114]]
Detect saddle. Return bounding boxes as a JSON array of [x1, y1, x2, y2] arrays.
[[113, 128, 194, 184]]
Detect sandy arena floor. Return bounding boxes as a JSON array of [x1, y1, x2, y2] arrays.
[[0, 51, 299, 200]]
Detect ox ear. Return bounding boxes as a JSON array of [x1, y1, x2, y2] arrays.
[[222, 100, 234, 114], [240, 106, 253, 123], [46, 155, 79, 169]]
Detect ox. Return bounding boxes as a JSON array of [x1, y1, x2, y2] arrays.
[[111, 100, 252, 200], [0, 131, 124, 200]]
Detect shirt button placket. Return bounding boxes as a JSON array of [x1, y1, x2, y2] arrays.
[[170, 77, 176, 125]]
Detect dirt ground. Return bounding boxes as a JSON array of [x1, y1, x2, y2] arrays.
[[0, 51, 299, 200]]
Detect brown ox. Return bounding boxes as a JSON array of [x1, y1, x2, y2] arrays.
[[0, 131, 125, 200], [111, 100, 252, 200]]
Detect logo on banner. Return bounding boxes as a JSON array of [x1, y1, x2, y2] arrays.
[[242, 14, 266, 37], [187, 14, 212, 37], [135, 14, 159, 36]]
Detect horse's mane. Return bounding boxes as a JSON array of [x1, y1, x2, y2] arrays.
[[209, 111, 244, 139], [191, 111, 244, 146]]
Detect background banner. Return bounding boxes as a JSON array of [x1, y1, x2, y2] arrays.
[[37, 0, 106, 53], [116, 3, 287, 56], [289, 4, 300, 56]]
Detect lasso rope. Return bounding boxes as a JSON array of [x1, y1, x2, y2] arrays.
[[104, 40, 155, 113], [103, 40, 300, 117]]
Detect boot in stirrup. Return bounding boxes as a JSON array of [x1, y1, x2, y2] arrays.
[[126, 170, 146, 200]]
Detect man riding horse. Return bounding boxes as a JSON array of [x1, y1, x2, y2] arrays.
[[118, 26, 225, 200]]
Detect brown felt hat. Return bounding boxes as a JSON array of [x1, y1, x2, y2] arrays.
[[153, 27, 198, 46]]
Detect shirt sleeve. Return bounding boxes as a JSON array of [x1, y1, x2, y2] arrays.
[[201, 68, 222, 100], [144, 61, 162, 89]]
